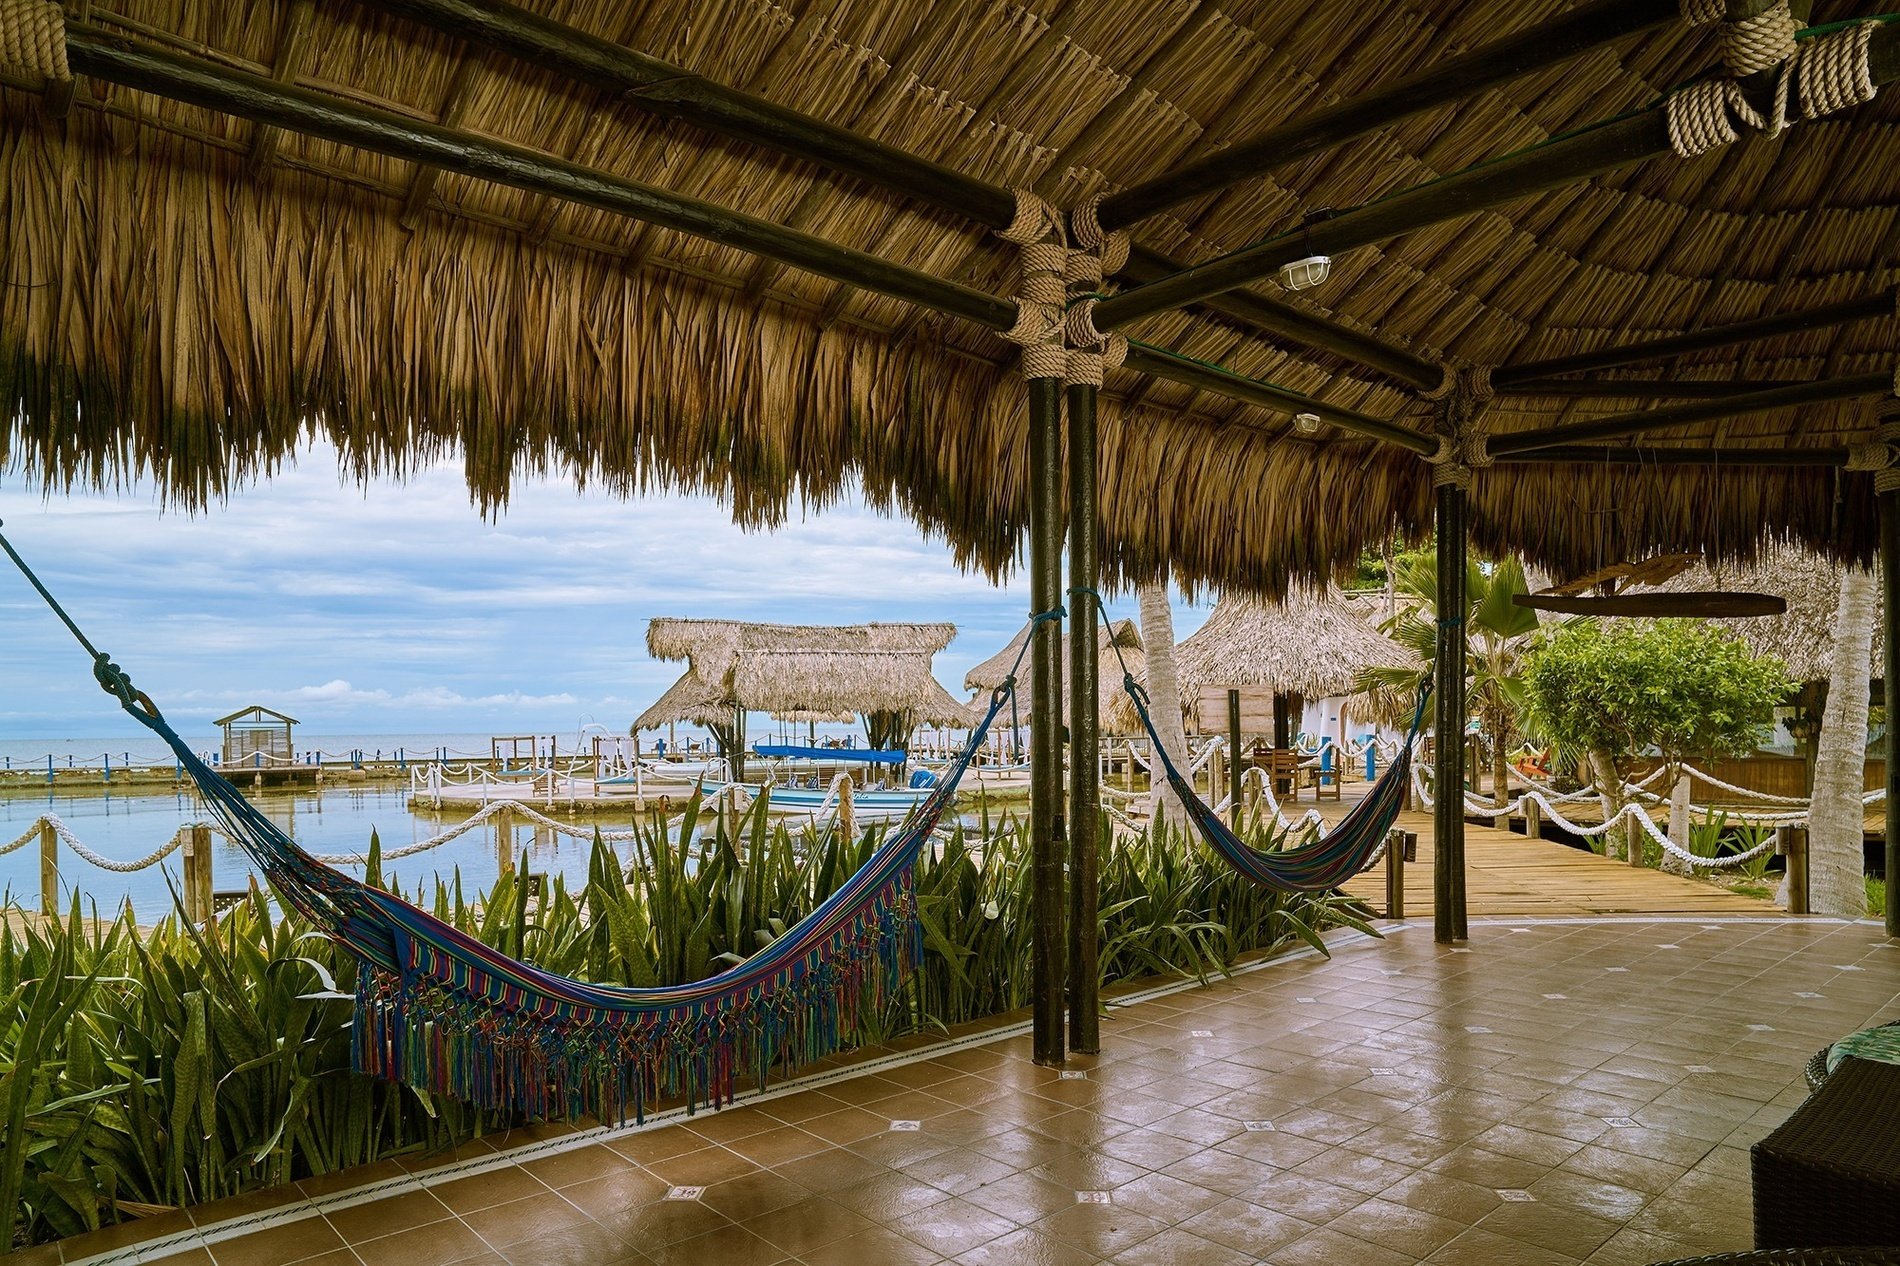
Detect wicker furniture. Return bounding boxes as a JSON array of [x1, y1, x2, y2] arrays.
[[1752, 1057, 1900, 1250]]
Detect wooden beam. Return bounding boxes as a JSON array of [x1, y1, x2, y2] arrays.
[[1097, 0, 1672, 231], [362, 0, 1017, 226], [1494, 444, 1850, 466], [1494, 289, 1898, 387], [1486, 372, 1895, 456], [63, 23, 1448, 459], [1121, 344, 1435, 453], [363, 0, 1441, 387], [1096, 24, 1900, 328], [65, 24, 1014, 329], [1123, 246, 1442, 389], [247, 0, 315, 176], [1494, 378, 1805, 399], [398, 50, 488, 229]]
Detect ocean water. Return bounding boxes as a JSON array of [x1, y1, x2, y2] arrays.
[[0, 783, 653, 921], [0, 721, 861, 772]]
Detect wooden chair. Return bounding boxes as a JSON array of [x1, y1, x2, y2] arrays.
[[1248, 745, 1306, 800]]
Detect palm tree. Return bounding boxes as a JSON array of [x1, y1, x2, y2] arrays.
[[1808, 566, 1875, 917], [1137, 581, 1190, 827], [1357, 552, 1541, 818]]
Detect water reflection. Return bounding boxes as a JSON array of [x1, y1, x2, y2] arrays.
[[0, 786, 648, 921]]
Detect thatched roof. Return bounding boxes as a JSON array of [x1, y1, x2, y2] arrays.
[[632, 666, 729, 732], [1630, 543, 1885, 684], [5, 4, 1898, 594], [964, 618, 1146, 731], [1174, 589, 1417, 701], [640, 617, 968, 727]]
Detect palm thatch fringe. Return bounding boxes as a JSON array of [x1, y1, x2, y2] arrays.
[[1, 3, 1893, 594], [1629, 541, 1885, 683]]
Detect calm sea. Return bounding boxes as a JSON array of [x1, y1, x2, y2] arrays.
[[0, 783, 659, 922]]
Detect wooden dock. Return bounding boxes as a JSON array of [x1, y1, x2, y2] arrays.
[[1340, 801, 1778, 919]]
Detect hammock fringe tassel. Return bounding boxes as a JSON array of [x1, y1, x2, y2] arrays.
[[0, 518, 1028, 1125]]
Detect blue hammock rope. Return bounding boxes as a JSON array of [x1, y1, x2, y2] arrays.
[[1077, 587, 1430, 892], [2, 524, 1048, 1122]]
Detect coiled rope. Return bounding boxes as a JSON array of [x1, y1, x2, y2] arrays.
[[998, 190, 1069, 381], [0, 0, 68, 85], [1668, 6, 1880, 157]]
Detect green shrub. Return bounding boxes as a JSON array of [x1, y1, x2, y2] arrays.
[[3, 800, 1361, 1250]]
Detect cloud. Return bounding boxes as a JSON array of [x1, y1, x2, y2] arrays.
[[0, 442, 1212, 739]]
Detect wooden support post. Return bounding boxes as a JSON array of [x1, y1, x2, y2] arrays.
[[1228, 688, 1243, 831], [194, 824, 214, 922], [1525, 797, 1542, 841], [1029, 376, 1066, 1066], [1434, 481, 1469, 943], [837, 774, 856, 842], [1067, 380, 1101, 1054], [496, 805, 514, 876], [1385, 828, 1405, 922], [1782, 827, 1810, 915], [1273, 692, 1292, 749], [1884, 484, 1900, 936], [39, 820, 57, 918], [181, 828, 200, 923]]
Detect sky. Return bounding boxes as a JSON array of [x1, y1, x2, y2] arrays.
[[0, 443, 1209, 743]]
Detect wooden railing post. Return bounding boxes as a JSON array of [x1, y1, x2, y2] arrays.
[[1778, 826, 1809, 914], [181, 828, 200, 923], [191, 824, 213, 923], [1385, 828, 1406, 921], [38, 820, 57, 917], [497, 805, 514, 876], [838, 773, 856, 842]]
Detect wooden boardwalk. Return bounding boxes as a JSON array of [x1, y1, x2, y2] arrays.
[[1331, 798, 1780, 919]]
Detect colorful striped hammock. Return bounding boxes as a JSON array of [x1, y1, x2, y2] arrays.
[[1113, 667, 1428, 892], [3, 528, 1031, 1123]]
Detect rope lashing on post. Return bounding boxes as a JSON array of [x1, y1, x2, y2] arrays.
[[1426, 367, 1494, 489], [1875, 420, 1900, 496], [998, 189, 1069, 381], [1063, 195, 1130, 389], [1667, 7, 1880, 158], [0, 0, 68, 86]]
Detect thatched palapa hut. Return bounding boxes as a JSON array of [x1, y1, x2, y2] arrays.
[[964, 619, 1146, 739], [636, 619, 969, 778], [10, 0, 1900, 1043], [1632, 544, 1886, 686], [1111, 590, 1415, 739]]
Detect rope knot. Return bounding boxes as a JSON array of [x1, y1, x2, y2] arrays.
[[996, 190, 1068, 380], [1071, 194, 1129, 277], [1667, 8, 1879, 159], [0, 0, 67, 85], [998, 189, 1062, 246]]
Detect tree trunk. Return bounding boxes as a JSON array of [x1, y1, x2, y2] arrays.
[[1137, 582, 1190, 828], [1663, 769, 1693, 876], [1809, 566, 1875, 917], [1491, 731, 1511, 829], [1588, 747, 1635, 863]]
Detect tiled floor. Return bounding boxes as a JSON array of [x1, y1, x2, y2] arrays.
[[22, 917, 1899, 1266]]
